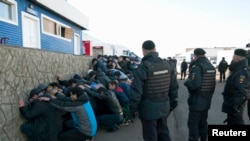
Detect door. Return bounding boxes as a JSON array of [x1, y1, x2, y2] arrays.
[[74, 33, 80, 55], [22, 12, 40, 48], [83, 40, 91, 56], [93, 46, 103, 57]]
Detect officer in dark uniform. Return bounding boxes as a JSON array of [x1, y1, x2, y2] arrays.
[[181, 59, 188, 80], [222, 48, 250, 125], [247, 49, 250, 122], [218, 57, 228, 82], [184, 48, 216, 141], [130, 40, 179, 141]]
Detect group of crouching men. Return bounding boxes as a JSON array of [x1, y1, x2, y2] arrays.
[[18, 56, 139, 141]]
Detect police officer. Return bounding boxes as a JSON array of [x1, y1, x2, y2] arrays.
[[222, 48, 250, 125], [184, 48, 216, 141], [218, 57, 229, 82], [247, 49, 250, 122], [130, 40, 179, 141], [181, 59, 188, 80]]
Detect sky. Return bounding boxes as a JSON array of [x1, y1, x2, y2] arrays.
[[67, 0, 250, 58]]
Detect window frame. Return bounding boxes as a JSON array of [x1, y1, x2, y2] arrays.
[[0, 0, 18, 25], [123, 50, 130, 56], [41, 14, 72, 41]]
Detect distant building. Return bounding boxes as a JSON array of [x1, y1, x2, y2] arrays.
[[0, 0, 88, 55], [83, 33, 133, 57]]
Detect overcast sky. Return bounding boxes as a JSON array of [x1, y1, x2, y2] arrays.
[[68, 0, 250, 57]]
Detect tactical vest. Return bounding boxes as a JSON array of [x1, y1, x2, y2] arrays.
[[196, 61, 216, 94], [142, 59, 171, 102]]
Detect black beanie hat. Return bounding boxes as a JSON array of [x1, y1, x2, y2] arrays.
[[29, 88, 40, 99], [37, 83, 47, 93], [194, 48, 206, 55], [142, 40, 155, 50], [234, 49, 246, 57]]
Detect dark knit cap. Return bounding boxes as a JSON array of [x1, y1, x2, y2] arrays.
[[68, 78, 78, 85], [29, 88, 40, 99], [37, 83, 47, 93], [73, 74, 82, 80], [49, 82, 60, 88], [234, 49, 246, 57], [142, 40, 155, 50], [194, 48, 206, 55]]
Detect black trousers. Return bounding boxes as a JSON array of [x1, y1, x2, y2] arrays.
[[226, 110, 244, 125], [248, 100, 250, 121], [59, 120, 92, 141], [219, 71, 226, 82], [181, 70, 187, 79], [59, 129, 91, 141], [188, 110, 208, 141], [141, 117, 171, 141]]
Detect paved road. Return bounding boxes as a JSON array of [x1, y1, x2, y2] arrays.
[[93, 74, 250, 141]]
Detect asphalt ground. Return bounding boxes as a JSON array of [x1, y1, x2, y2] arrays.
[[93, 73, 250, 141]]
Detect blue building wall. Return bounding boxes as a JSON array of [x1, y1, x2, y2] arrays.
[[0, 20, 21, 46], [36, 4, 83, 54], [0, 0, 23, 46], [0, 0, 84, 54]]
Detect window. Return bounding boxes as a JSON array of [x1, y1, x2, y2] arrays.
[[43, 17, 56, 34], [0, 0, 18, 25], [42, 15, 72, 40]]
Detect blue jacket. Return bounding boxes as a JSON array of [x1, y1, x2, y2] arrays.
[[50, 94, 97, 137], [118, 81, 131, 100], [113, 86, 129, 104]]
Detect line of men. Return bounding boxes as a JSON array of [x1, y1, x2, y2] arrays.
[[18, 53, 144, 141], [18, 39, 250, 141]]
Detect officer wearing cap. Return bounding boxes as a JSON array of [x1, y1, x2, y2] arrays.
[[222, 48, 250, 125], [130, 40, 179, 141], [184, 48, 216, 141]]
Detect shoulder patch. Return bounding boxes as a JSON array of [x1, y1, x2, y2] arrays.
[[191, 73, 196, 80], [239, 75, 246, 83]]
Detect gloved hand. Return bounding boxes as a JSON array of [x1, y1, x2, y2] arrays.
[[170, 100, 178, 111]]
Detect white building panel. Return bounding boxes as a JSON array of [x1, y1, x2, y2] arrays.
[[32, 0, 89, 29]]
